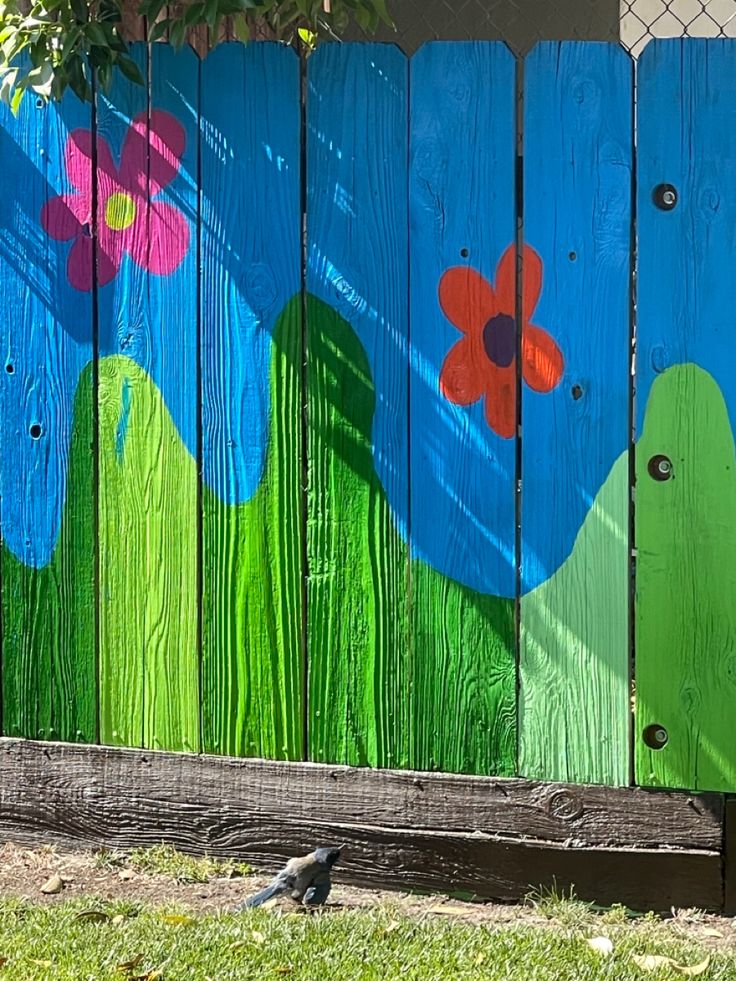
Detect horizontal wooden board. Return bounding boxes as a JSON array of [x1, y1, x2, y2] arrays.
[[0, 740, 722, 911], [0, 739, 722, 848]]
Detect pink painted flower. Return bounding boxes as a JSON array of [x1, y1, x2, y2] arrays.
[[41, 110, 190, 292]]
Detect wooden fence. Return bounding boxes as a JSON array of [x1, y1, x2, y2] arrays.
[[0, 38, 732, 797]]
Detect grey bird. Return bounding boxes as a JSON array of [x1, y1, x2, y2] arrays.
[[237, 846, 343, 910]]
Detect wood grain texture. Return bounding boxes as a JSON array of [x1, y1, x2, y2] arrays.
[[98, 44, 200, 752], [636, 41, 736, 793], [96, 45, 149, 748], [520, 42, 633, 786], [0, 89, 95, 742], [725, 798, 736, 916], [200, 44, 303, 760], [0, 740, 724, 911], [144, 44, 200, 752], [306, 45, 409, 767], [408, 42, 517, 776]]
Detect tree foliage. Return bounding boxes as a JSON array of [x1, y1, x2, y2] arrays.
[[0, 0, 393, 110]]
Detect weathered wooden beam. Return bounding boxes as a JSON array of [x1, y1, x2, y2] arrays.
[[724, 797, 736, 916], [0, 740, 724, 911]]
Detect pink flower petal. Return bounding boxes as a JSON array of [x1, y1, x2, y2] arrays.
[[96, 240, 120, 287], [127, 199, 189, 276], [64, 129, 94, 195], [41, 194, 89, 241], [119, 110, 185, 199], [95, 135, 125, 208], [118, 111, 148, 197], [67, 234, 94, 292]]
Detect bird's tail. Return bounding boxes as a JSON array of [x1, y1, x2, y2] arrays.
[[236, 882, 285, 910]]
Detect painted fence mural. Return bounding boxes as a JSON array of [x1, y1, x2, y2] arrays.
[[0, 37, 733, 794]]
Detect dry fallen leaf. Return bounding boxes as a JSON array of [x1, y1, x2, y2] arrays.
[[0, 957, 7, 967], [39, 874, 64, 895], [251, 930, 266, 944], [112, 914, 127, 926], [160, 914, 196, 926], [116, 952, 145, 973], [29, 959, 53, 968], [229, 941, 247, 952], [587, 936, 614, 957], [632, 953, 711, 976], [474, 953, 486, 966], [679, 958, 711, 977], [74, 909, 110, 924], [427, 905, 470, 917], [261, 898, 278, 911], [701, 928, 723, 938], [129, 972, 163, 981], [119, 869, 136, 881]]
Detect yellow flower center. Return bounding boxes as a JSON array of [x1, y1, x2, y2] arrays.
[[105, 192, 137, 231]]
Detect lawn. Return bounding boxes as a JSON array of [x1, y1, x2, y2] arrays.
[[0, 844, 732, 980]]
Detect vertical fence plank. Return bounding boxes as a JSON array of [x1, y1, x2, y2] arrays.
[[142, 44, 200, 751], [520, 42, 632, 786], [96, 46, 149, 748], [636, 40, 736, 793], [408, 42, 517, 775], [98, 45, 199, 752], [307, 44, 409, 767], [0, 89, 96, 742], [200, 43, 303, 759]]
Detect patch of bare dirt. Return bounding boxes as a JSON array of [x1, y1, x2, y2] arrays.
[[1, 841, 736, 953]]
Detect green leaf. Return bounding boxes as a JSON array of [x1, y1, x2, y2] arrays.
[[70, 0, 88, 23], [138, 0, 167, 21], [233, 12, 250, 40], [10, 81, 25, 115], [369, 0, 393, 26], [97, 60, 112, 93], [204, 0, 219, 29], [117, 54, 144, 85], [183, 3, 207, 26], [86, 22, 108, 45], [169, 18, 186, 48], [147, 19, 169, 41], [67, 54, 88, 101]]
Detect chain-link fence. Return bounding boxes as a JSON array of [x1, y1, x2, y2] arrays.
[[342, 0, 736, 56], [621, 0, 736, 54], [343, 0, 619, 52]]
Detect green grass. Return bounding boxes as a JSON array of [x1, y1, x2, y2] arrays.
[[0, 898, 730, 980], [125, 844, 253, 883]]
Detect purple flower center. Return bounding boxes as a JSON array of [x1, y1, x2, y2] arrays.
[[482, 313, 516, 368]]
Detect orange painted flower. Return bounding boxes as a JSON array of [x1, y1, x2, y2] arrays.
[[438, 244, 564, 439]]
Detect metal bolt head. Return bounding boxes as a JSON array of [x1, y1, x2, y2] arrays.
[[654, 183, 678, 211], [643, 723, 669, 750], [648, 454, 673, 481]]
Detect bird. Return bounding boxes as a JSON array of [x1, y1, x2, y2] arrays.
[[236, 846, 343, 910]]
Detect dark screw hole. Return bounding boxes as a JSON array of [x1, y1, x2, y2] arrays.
[[568, 251, 577, 261], [648, 454, 673, 481], [5, 363, 14, 374], [460, 248, 469, 258], [35, 98, 44, 109], [653, 183, 678, 211], [642, 723, 669, 750], [29, 423, 42, 440], [571, 384, 583, 400]]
